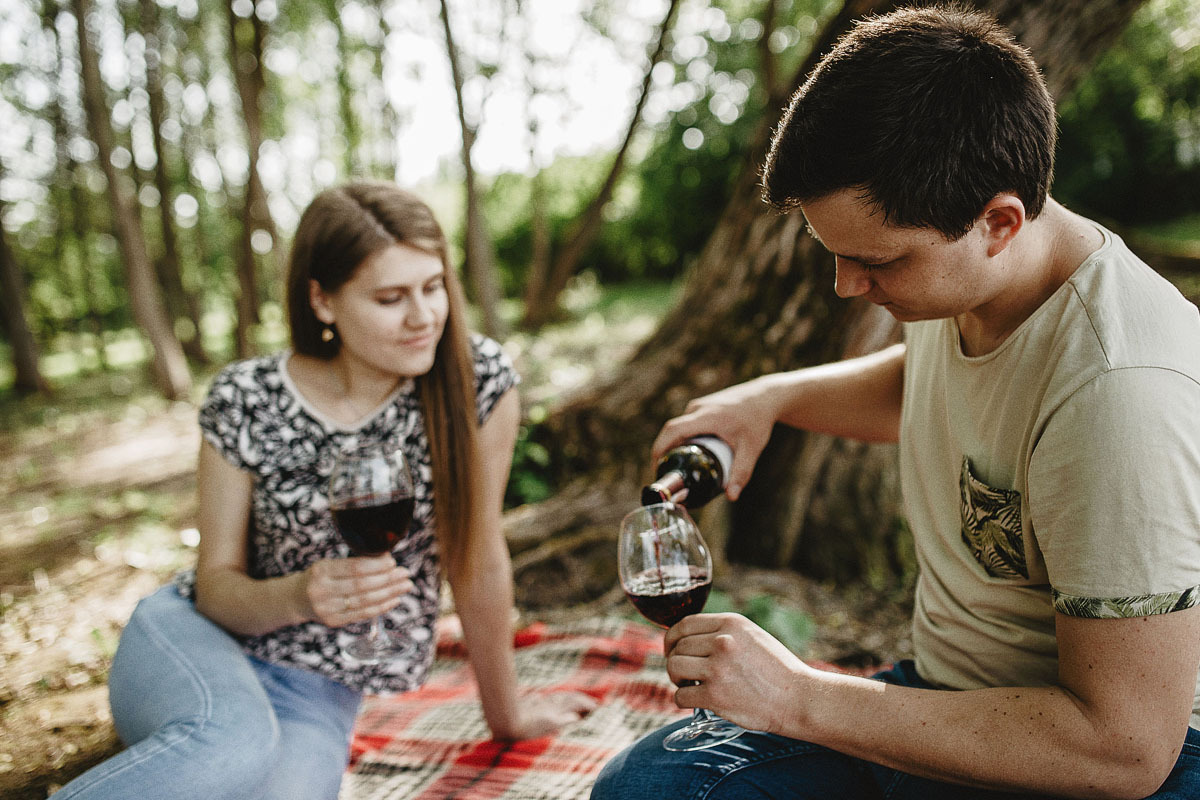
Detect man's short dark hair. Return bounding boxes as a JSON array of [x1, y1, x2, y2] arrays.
[[761, 4, 1056, 240]]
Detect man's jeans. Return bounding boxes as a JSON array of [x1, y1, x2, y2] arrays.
[[55, 584, 362, 800], [591, 660, 1200, 799]]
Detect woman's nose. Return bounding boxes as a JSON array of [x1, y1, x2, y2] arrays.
[[406, 294, 435, 326], [833, 258, 872, 298]]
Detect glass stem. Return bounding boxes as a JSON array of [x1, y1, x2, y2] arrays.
[[366, 613, 382, 646]]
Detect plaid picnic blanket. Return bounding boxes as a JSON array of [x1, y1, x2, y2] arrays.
[[342, 615, 885, 800], [341, 616, 686, 800]]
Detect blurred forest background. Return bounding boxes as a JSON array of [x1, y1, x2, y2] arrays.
[[2, 0, 1200, 795]]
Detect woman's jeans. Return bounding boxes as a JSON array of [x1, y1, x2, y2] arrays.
[[55, 584, 362, 800], [591, 660, 1200, 800]]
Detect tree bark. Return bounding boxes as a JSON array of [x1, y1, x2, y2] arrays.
[[226, 0, 278, 358], [369, 0, 400, 179], [72, 0, 191, 400], [439, 0, 507, 340], [513, 0, 1149, 589], [140, 0, 207, 363], [322, 0, 362, 177], [0, 191, 49, 396], [518, 0, 683, 330]]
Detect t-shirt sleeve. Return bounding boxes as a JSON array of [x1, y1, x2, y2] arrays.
[[1028, 367, 1200, 618], [197, 363, 260, 472], [471, 334, 520, 425]]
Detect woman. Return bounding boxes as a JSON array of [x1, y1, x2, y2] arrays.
[[58, 181, 595, 799]]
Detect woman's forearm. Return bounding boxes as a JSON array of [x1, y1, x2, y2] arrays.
[[193, 568, 310, 638], [452, 548, 523, 739]]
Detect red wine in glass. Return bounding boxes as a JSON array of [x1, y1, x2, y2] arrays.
[[617, 502, 745, 751], [332, 497, 415, 556], [328, 441, 415, 663], [624, 566, 711, 627]]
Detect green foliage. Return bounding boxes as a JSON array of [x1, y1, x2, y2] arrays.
[[488, 0, 839, 290], [1055, 0, 1200, 223], [701, 590, 816, 654], [506, 418, 555, 507]]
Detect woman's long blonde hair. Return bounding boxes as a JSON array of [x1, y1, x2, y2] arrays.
[[286, 181, 479, 578]]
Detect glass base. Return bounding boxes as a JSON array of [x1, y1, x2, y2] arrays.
[[662, 715, 745, 752], [342, 635, 412, 664]]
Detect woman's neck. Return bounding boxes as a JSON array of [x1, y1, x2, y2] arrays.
[[288, 351, 404, 426]]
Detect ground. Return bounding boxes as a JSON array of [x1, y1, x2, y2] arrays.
[[0, 385, 913, 800], [4, 265, 1194, 798]]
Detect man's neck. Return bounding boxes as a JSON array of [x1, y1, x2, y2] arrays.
[[956, 199, 1103, 356]]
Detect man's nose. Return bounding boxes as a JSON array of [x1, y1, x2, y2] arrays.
[[834, 258, 872, 298]]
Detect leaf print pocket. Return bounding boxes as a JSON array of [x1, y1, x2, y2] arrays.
[[960, 456, 1028, 580]]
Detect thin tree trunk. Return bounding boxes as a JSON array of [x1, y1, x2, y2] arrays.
[[0, 190, 49, 396], [519, 0, 683, 330], [439, 0, 506, 340], [226, 0, 277, 358], [72, 0, 191, 400], [514, 0, 1149, 589], [370, 0, 400, 179], [140, 0, 207, 363], [323, 0, 362, 177]]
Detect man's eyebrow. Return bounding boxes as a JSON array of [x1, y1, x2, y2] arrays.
[[804, 224, 892, 264]]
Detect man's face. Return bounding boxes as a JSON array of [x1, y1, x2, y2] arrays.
[[801, 189, 1001, 323]]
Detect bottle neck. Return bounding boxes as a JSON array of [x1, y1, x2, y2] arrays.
[[642, 470, 688, 506]]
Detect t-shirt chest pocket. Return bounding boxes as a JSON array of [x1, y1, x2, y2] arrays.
[[959, 456, 1030, 581]]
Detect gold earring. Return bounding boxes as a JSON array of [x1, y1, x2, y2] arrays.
[[321, 325, 335, 342]]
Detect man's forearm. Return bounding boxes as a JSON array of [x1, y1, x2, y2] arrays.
[[790, 672, 1175, 800], [766, 343, 905, 442]]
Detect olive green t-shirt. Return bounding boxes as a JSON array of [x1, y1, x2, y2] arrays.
[[900, 224, 1200, 727]]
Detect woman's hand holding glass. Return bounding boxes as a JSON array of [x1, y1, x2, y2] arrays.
[[303, 555, 412, 629], [326, 440, 416, 662]]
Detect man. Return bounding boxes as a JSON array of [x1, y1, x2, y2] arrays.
[[591, 6, 1200, 799]]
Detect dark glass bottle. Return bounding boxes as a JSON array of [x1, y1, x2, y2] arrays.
[[641, 435, 734, 509]]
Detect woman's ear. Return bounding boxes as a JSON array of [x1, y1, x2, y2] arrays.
[[981, 193, 1025, 257], [309, 279, 335, 325]]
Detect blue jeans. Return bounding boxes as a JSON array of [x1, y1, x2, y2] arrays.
[[591, 661, 1200, 799], [55, 584, 362, 800]]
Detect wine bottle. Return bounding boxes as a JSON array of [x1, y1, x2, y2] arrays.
[[641, 435, 734, 509]]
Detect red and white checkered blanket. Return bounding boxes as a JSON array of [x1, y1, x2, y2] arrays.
[[342, 615, 883, 799], [342, 616, 686, 800]]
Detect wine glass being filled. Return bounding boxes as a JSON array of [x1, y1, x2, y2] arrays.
[[618, 502, 746, 751]]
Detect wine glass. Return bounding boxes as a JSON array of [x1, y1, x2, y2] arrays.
[[618, 502, 745, 751], [328, 439, 415, 663]]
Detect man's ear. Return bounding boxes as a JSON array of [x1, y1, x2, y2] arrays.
[[981, 193, 1025, 257], [309, 280, 335, 325]]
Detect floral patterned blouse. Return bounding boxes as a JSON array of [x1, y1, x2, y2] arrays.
[[176, 334, 518, 694]]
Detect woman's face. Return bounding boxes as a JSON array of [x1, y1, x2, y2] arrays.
[[311, 243, 450, 379]]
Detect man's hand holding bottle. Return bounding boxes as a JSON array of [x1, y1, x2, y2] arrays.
[[651, 376, 783, 502]]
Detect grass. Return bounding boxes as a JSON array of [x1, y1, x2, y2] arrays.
[[1132, 213, 1200, 246]]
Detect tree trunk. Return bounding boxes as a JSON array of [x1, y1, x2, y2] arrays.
[[0, 192, 49, 396], [513, 0, 1149, 591], [439, 0, 507, 340], [323, 0, 362, 177], [518, 0, 683, 330], [369, 0, 400, 179], [72, 0, 191, 400], [226, 0, 277, 358], [140, 0, 207, 364]]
